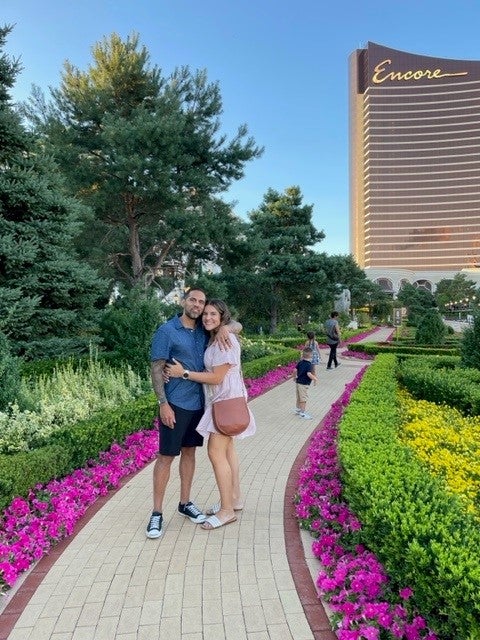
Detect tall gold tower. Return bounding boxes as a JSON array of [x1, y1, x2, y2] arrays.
[[350, 42, 480, 288]]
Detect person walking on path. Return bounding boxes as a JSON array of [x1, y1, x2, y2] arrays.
[[292, 346, 318, 419], [166, 299, 255, 530], [305, 330, 321, 375], [325, 311, 341, 370], [147, 288, 238, 539]]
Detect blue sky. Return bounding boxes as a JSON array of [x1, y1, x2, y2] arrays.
[[3, 0, 480, 256]]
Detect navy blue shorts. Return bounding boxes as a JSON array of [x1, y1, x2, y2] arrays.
[[159, 403, 204, 456]]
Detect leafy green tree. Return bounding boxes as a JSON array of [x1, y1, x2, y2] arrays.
[[396, 282, 436, 326], [212, 188, 370, 332], [349, 279, 390, 319], [460, 315, 480, 370], [99, 288, 172, 375], [322, 255, 375, 319], [434, 273, 478, 315], [415, 309, 446, 345], [23, 32, 262, 290], [0, 26, 107, 359]]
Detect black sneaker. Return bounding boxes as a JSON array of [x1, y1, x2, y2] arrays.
[[178, 501, 206, 523], [146, 511, 163, 539]]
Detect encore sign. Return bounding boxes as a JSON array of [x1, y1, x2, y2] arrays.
[[372, 58, 468, 83]]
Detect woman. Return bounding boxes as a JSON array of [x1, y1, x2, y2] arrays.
[[165, 299, 256, 530], [325, 311, 341, 370], [305, 330, 321, 375]]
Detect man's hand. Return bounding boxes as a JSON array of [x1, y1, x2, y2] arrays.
[[159, 402, 176, 429]]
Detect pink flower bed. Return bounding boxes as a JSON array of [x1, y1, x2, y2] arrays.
[[0, 430, 158, 592], [244, 362, 296, 397], [296, 369, 437, 639], [2, 343, 434, 640], [340, 349, 374, 361], [0, 364, 295, 594], [341, 328, 394, 361]]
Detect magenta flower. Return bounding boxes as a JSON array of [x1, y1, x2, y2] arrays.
[[0, 428, 159, 591], [296, 366, 438, 639], [0, 363, 302, 593]]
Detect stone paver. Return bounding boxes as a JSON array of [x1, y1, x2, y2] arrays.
[[0, 328, 393, 640]]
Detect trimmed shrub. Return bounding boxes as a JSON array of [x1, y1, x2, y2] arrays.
[[461, 314, 480, 370], [397, 356, 480, 415], [0, 445, 72, 511], [0, 393, 157, 511], [415, 309, 447, 345], [339, 354, 480, 638], [242, 349, 299, 378], [348, 342, 459, 357]]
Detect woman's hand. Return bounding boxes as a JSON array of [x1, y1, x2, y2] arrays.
[[164, 358, 185, 378]]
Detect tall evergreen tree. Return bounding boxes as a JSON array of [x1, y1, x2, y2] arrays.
[[0, 26, 107, 359], [396, 282, 436, 326], [23, 32, 263, 289], [217, 187, 369, 332], [221, 186, 327, 332], [415, 308, 446, 345]]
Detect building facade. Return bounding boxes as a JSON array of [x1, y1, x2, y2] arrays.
[[349, 42, 480, 293]]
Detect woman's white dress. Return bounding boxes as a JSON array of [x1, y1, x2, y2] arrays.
[[196, 335, 256, 440]]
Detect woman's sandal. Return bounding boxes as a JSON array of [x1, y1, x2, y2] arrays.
[[201, 515, 237, 530], [206, 502, 243, 516]]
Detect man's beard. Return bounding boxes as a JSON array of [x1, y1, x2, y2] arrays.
[[184, 309, 202, 320]]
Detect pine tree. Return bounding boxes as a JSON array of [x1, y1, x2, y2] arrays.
[[23, 32, 263, 289], [415, 309, 446, 345], [222, 186, 328, 333], [0, 26, 107, 359]]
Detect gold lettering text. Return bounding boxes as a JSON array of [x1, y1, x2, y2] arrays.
[[372, 59, 468, 84]]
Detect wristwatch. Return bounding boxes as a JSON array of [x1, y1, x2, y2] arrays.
[[182, 369, 190, 379]]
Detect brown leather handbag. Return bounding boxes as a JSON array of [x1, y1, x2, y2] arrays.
[[212, 397, 250, 436]]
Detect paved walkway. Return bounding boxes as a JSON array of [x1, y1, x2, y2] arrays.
[[0, 328, 393, 640]]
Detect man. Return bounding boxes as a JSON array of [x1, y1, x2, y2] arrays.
[[325, 311, 341, 370], [146, 288, 235, 539]]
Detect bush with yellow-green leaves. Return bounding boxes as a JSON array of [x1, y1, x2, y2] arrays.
[[398, 390, 480, 519], [338, 354, 480, 639]]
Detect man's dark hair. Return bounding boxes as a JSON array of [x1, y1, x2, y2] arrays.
[[183, 287, 207, 299]]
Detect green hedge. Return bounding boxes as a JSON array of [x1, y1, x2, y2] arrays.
[[242, 349, 299, 378], [0, 349, 299, 511], [49, 393, 157, 470], [347, 342, 459, 357], [256, 336, 304, 349], [396, 356, 480, 416], [0, 393, 157, 511], [0, 445, 72, 511], [338, 355, 480, 638]]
